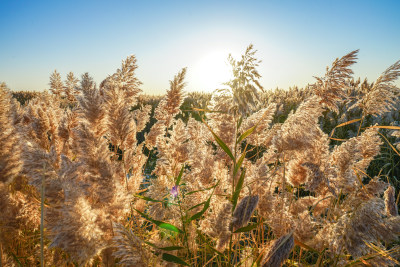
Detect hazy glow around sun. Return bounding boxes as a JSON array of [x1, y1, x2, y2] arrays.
[[189, 49, 236, 92]]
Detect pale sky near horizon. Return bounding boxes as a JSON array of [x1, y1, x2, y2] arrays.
[[1, 0, 400, 95]]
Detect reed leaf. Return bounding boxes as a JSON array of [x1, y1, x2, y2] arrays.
[[233, 222, 261, 233], [134, 194, 178, 206], [162, 253, 190, 266], [134, 209, 183, 233], [232, 168, 246, 210], [237, 125, 256, 144], [144, 241, 184, 251], [175, 164, 185, 186], [233, 150, 247, 177]]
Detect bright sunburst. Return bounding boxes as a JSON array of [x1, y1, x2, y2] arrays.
[[190, 50, 234, 92]]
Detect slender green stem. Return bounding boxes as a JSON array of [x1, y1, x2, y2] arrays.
[[228, 115, 241, 266], [176, 193, 191, 260]]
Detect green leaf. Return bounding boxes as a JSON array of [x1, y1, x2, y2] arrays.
[[185, 182, 219, 196], [233, 151, 246, 177], [237, 116, 243, 129], [188, 180, 219, 222], [232, 168, 246, 210], [162, 253, 190, 266], [134, 209, 183, 233], [237, 125, 257, 144], [175, 164, 185, 186], [134, 194, 178, 206], [144, 241, 184, 251], [211, 130, 234, 161], [206, 244, 225, 258], [159, 222, 181, 232], [188, 201, 206, 211], [144, 240, 158, 249], [189, 197, 211, 221], [159, 246, 185, 251], [234, 222, 261, 233]]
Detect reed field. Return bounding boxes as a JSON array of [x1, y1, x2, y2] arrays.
[[1, 45, 400, 266]]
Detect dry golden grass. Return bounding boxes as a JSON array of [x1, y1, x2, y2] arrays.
[[1, 47, 400, 266]]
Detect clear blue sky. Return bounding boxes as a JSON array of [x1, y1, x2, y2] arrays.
[[1, 0, 399, 94]]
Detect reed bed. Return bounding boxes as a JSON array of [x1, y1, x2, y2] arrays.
[[1, 45, 400, 266]]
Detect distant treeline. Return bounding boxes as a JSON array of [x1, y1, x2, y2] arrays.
[[11, 91, 42, 105]]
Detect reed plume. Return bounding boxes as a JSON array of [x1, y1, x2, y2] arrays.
[[49, 70, 64, 96], [261, 232, 294, 267], [3, 47, 400, 266], [0, 83, 22, 184], [146, 67, 187, 149], [112, 223, 148, 266], [17, 56, 149, 264], [313, 50, 358, 113], [352, 60, 400, 116], [63, 71, 79, 102], [223, 44, 263, 117], [232, 195, 259, 230], [1, 82, 43, 265], [385, 185, 398, 217]]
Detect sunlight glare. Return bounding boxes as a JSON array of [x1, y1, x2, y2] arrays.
[[190, 50, 234, 92]]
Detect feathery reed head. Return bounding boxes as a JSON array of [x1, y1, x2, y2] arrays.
[[221, 44, 263, 117], [232, 195, 259, 230], [351, 59, 400, 116], [49, 70, 64, 96], [261, 232, 294, 267], [64, 71, 79, 101], [0, 82, 22, 184], [112, 223, 147, 267], [313, 49, 358, 112], [154, 67, 187, 122], [3, 48, 400, 266], [385, 185, 398, 217]]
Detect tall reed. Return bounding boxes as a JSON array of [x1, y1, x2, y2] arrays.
[[1, 46, 400, 266]]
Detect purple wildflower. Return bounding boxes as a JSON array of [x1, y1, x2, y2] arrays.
[[170, 185, 179, 198]]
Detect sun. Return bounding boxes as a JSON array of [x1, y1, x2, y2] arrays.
[[190, 50, 234, 92]]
